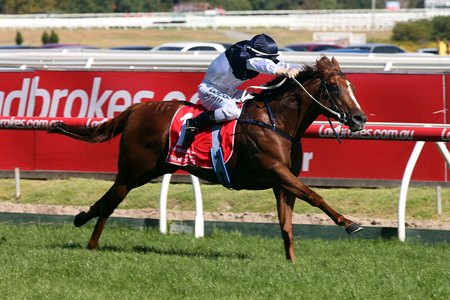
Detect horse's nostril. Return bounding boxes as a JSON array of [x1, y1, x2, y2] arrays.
[[352, 114, 366, 125]]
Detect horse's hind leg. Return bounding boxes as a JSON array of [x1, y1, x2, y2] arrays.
[[73, 188, 113, 227], [86, 182, 130, 250], [273, 187, 296, 262]]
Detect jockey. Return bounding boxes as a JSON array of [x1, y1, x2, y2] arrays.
[[182, 33, 304, 148]]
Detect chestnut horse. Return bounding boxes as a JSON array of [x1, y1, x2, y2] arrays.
[[49, 55, 367, 262]]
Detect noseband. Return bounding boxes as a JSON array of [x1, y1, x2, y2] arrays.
[[319, 72, 349, 125]]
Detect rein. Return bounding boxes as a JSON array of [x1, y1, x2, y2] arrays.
[[240, 78, 287, 103], [238, 73, 347, 144], [238, 78, 300, 144], [292, 76, 346, 143], [291, 77, 347, 124]]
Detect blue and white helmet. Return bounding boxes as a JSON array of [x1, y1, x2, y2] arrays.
[[247, 34, 279, 58]]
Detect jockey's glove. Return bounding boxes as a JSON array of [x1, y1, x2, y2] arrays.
[[275, 67, 301, 79]]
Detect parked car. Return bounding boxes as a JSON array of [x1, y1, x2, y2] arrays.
[[329, 43, 406, 54], [417, 48, 438, 55], [0, 45, 36, 49], [150, 42, 229, 52], [284, 43, 343, 52], [278, 47, 295, 52]]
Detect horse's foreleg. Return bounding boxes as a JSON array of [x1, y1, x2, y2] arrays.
[[273, 187, 296, 262], [86, 183, 130, 250], [275, 167, 362, 233]]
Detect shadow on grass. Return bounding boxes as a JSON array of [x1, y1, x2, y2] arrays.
[[57, 243, 132, 252], [59, 242, 85, 250], [55, 243, 252, 260], [132, 245, 252, 260]]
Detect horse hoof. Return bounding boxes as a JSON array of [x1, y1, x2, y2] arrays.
[[87, 242, 98, 250], [345, 223, 363, 234], [74, 211, 88, 227]]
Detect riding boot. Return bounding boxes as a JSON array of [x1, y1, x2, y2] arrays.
[[182, 110, 216, 148]]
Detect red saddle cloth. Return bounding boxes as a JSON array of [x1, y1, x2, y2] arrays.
[[166, 106, 237, 168]]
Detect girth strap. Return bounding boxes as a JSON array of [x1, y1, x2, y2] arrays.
[[237, 118, 300, 145], [237, 79, 299, 144]]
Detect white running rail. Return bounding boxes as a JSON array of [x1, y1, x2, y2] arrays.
[[159, 173, 204, 238]]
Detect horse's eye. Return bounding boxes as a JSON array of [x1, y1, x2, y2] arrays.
[[328, 85, 339, 93]]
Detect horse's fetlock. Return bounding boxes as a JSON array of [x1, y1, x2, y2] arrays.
[[74, 211, 89, 227]]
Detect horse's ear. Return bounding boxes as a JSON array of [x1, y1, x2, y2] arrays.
[[331, 56, 340, 68], [316, 54, 327, 69]]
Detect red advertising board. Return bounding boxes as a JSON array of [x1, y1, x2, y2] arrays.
[[0, 70, 448, 183], [302, 73, 448, 182]]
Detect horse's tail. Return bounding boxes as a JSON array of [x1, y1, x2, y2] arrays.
[[48, 105, 135, 143]]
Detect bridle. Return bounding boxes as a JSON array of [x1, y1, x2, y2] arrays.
[[238, 71, 350, 144], [292, 72, 351, 143], [291, 72, 348, 124]]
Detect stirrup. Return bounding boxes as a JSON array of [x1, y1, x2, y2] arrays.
[[185, 118, 195, 129], [182, 119, 198, 148]]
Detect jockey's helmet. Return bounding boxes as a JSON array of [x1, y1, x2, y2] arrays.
[[248, 34, 279, 58]]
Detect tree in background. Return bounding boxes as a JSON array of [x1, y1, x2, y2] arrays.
[[297, 0, 368, 9], [0, 0, 431, 13], [392, 19, 432, 43], [41, 31, 49, 44], [213, 0, 252, 10], [392, 16, 450, 44], [1, 0, 59, 13], [246, 0, 299, 10], [396, 0, 425, 8], [338, 0, 372, 9], [49, 30, 59, 43], [431, 16, 450, 40], [57, 0, 115, 13], [112, 0, 145, 12], [15, 31, 23, 45]]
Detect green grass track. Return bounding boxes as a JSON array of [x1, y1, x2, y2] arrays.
[[0, 223, 448, 300]]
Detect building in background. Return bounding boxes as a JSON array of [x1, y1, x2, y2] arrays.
[[386, 1, 401, 10], [426, 0, 450, 8]]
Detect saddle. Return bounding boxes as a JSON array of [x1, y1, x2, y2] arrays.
[[166, 105, 236, 187]]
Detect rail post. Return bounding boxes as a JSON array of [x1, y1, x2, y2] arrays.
[[159, 173, 204, 238], [398, 141, 425, 241], [398, 140, 450, 241], [15, 167, 21, 200]]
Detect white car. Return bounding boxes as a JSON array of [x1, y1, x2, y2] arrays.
[[150, 42, 230, 52], [416, 48, 438, 55], [328, 43, 407, 54]]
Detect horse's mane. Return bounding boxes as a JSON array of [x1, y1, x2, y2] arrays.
[[257, 65, 316, 99], [255, 55, 338, 100]]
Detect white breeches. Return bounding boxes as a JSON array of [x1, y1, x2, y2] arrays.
[[197, 83, 242, 122]]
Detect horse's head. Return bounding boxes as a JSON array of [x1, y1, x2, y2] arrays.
[[308, 55, 367, 132]]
